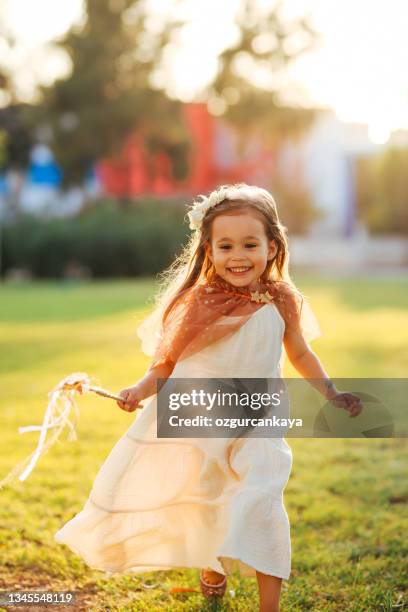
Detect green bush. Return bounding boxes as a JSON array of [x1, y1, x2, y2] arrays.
[[2, 198, 190, 278]]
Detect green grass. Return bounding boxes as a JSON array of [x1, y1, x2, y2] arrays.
[[0, 276, 407, 611]]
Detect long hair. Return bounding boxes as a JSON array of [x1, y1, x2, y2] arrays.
[[150, 183, 295, 328]]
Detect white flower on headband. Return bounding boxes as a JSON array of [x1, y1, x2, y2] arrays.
[[187, 187, 230, 230], [187, 202, 209, 230]]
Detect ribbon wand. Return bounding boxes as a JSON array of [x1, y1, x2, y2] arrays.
[[0, 372, 133, 489], [84, 386, 123, 402]]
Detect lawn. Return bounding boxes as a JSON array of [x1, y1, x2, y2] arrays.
[[0, 276, 407, 611]]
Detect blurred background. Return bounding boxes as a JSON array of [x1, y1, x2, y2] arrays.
[[1, 0, 407, 279], [1, 3, 407, 609]]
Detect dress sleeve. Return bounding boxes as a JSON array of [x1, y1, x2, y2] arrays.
[[138, 287, 206, 370], [136, 306, 164, 357], [273, 281, 322, 343], [299, 298, 322, 342]]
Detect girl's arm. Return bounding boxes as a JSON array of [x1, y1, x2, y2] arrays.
[[117, 360, 174, 412], [283, 323, 338, 399], [283, 322, 362, 416]]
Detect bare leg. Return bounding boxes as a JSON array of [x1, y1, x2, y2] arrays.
[[256, 571, 282, 612]]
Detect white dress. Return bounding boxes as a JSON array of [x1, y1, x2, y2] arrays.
[[54, 303, 293, 580]]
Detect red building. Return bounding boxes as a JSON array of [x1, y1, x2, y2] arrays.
[[96, 103, 277, 197]]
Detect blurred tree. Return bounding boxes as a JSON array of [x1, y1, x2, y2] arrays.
[[206, 0, 317, 146], [0, 105, 34, 171], [25, 0, 318, 223], [271, 178, 323, 235], [0, 10, 14, 106], [356, 148, 408, 235], [0, 15, 27, 171], [32, 0, 190, 186], [200, 0, 320, 232]]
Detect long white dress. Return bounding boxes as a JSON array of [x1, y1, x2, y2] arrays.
[[54, 303, 293, 580]]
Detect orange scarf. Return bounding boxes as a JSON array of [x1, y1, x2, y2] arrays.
[[151, 275, 313, 369]]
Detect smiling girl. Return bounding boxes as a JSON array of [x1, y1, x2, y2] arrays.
[[55, 184, 361, 611]]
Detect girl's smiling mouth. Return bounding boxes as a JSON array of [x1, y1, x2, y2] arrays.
[[227, 266, 253, 275]]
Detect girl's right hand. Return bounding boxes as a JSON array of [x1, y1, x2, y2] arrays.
[[117, 385, 144, 412]]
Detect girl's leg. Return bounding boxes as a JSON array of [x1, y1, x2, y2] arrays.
[[256, 570, 282, 612]]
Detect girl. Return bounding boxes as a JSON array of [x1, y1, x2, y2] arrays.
[[55, 184, 362, 611]]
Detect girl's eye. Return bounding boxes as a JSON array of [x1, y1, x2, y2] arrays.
[[219, 244, 257, 250]]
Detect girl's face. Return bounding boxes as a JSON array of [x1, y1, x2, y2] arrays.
[[205, 211, 277, 289]]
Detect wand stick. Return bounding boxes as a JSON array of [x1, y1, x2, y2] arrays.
[[85, 385, 124, 402]]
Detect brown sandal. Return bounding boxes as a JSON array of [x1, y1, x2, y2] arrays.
[[200, 569, 227, 598]]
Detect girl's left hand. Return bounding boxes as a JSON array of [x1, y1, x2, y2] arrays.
[[328, 392, 363, 418]]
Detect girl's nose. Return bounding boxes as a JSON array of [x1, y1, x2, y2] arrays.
[[230, 250, 247, 259]]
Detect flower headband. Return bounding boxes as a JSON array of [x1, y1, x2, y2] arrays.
[[187, 187, 230, 230]]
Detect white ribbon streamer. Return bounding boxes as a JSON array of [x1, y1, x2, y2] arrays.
[[0, 372, 124, 489]]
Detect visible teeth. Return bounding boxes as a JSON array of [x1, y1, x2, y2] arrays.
[[229, 267, 251, 272]]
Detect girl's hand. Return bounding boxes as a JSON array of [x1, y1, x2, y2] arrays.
[[117, 385, 144, 412], [328, 391, 363, 418]]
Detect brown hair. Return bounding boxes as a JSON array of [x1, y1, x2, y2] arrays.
[[149, 183, 294, 326]]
